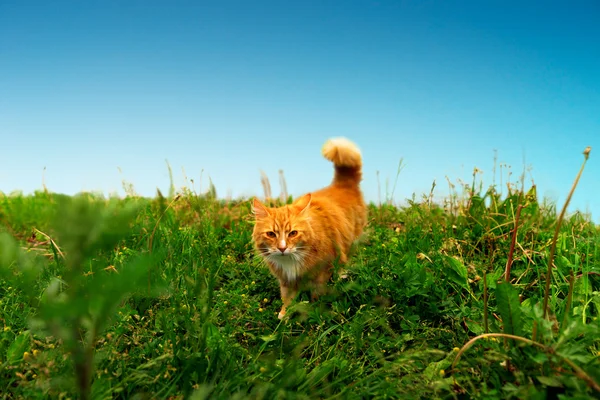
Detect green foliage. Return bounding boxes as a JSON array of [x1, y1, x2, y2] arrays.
[[1, 195, 161, 399], [496, 282, 524, 337], [0, 179, 599, 399]]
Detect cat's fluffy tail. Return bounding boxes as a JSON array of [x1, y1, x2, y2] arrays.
[[322, 137, 363, 186]]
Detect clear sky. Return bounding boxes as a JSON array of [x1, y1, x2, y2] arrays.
[[1, 1, 599, 220]]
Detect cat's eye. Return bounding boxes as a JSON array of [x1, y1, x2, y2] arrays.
[[266, 231, 276, 238], [288, 230, 298, 237]]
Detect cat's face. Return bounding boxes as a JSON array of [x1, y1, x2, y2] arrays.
[[252, 195, 312, 267]]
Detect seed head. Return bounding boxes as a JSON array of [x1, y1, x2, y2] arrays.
[[583, 146, 591, 160]]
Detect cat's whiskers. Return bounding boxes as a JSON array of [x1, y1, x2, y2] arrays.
[[291, 250, 309, 262]]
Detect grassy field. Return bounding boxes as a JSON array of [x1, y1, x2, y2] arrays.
[[1, 166, 599, 399]]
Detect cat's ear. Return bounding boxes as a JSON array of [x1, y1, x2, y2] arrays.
[[252, 198, 269, 218], [293, 193, 312, 215]]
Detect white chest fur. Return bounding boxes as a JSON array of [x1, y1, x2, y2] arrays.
[[270, 254, 304, 282]]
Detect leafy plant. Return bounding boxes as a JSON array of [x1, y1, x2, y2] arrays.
[[1, 195, 162, 399]]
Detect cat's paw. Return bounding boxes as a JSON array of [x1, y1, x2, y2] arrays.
[[278, 310, 286, 319]]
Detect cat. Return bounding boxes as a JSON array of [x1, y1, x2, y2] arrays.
[[252, 137, 368, 319]]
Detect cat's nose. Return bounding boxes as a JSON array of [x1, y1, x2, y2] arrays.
[[278, 240, 287, 253]]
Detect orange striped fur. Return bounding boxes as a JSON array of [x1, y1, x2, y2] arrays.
[[252, 137, 367, 318]]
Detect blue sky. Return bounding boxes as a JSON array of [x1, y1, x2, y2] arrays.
[[1, 1, 599, 219]]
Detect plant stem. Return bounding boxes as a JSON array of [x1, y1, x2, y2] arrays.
[[505, 203, 523, 282], [541, 147, 591, 321], [483, 270, 489, 334], [451, 332, 600, 393]]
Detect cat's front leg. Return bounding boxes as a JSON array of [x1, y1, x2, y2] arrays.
[[310, 266, 333, 301], [278, 282, 298, 319]]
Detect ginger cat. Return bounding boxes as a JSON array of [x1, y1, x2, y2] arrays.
[[252, 137, 367, 319]]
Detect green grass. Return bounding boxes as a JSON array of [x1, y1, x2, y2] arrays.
[[0, 172, 599, 399]]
